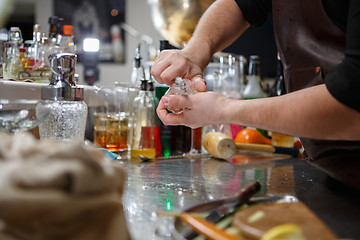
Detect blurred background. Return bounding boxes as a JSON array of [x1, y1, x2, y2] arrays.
[[0, 0, 277, 86]]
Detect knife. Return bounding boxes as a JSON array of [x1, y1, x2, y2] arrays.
[[180, 212, 245, 240], [181, 181, 261, 239], [235, 142, 299, 157]]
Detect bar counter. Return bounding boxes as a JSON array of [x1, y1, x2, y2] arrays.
[[118, 151, 360, 239]]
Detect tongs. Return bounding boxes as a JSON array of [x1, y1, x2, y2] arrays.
[[180, 181, 261, 239]]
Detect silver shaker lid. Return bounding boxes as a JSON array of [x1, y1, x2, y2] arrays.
[[41, 53, 84, 101]]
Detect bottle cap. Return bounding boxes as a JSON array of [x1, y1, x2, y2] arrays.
[[63, 25, 73, 36], [134, 43, 142, 68], [9, 27, 23, 42], [56, 18, 64, 35], [248, 55, 261, 76], [140, 78, 148, 91], [48, 16, 59, 25], [110, 24, 120, 34], [33, 24, 41, 32], [148, 81, 154, 92], [41, 53, 84, 101]]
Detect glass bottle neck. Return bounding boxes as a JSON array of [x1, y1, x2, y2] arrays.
[[243, 75, 265, 99]]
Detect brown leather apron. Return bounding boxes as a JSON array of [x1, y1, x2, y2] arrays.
[[272, 0, 360, 189]]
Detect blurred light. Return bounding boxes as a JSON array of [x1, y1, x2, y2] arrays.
[[83, 38, 100, 52], [166, 198, 172, 211], [111, 9, 118, 16], [183, 0, 190, 8]]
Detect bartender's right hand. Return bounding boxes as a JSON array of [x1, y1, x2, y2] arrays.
[[157, 91, 229, 128], [151, 49, 207, 92]]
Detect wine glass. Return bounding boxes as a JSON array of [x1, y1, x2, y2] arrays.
[[0, 99, 50, 133], [164, 77, 199, 155]]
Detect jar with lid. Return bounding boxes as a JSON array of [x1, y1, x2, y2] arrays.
[[36, 53, 87, 142]]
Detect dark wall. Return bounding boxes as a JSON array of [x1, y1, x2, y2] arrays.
[[224, 14, 277, 78]]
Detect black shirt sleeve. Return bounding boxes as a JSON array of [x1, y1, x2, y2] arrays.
[[234, 0, 272, 26], [325, 0, 360, 112]]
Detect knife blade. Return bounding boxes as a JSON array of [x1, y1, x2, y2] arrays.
[[181, 181, 261, 239]]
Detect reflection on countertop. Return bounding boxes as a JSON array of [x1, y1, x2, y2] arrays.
[[117, 150, 360, 239]]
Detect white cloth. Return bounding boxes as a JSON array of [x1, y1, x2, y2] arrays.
[[0, 132, 130, 240]]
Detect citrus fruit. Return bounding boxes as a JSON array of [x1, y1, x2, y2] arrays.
[[261, 224, 306, 240], [234, 128, 272, 145]]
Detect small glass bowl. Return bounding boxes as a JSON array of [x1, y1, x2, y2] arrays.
[[0, 99, 50, 133]]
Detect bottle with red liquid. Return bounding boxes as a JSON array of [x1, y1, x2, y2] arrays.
[[148, 80, 162, 156]]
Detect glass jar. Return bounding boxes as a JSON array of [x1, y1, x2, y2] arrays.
[[37, 100, 87, 142]]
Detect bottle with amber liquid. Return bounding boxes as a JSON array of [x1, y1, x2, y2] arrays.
[[44, 16, 63, 68], [130, 79, 156, 158], [61, 25, 76, 54]]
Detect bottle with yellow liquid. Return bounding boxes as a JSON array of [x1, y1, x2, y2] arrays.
[[130, 79, 156, 159], [270, 53, 294, 147]]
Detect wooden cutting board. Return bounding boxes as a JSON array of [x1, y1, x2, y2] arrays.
[[232, 202, 337, 240]]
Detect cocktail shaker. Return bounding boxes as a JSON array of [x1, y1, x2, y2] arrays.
[[37, 53, 87, 141]]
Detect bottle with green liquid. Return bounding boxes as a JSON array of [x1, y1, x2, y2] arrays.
[[155, 40, 192, 156], [242, 55, 268, 137]]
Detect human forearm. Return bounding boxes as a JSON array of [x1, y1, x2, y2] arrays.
[[183, 0, 250, 70], [223, 84, 360, 140], [151, 0, 248, 87]]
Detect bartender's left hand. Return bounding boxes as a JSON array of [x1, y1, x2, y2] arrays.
[[157, 92, 229, 128], [151, 49, 207, 92]]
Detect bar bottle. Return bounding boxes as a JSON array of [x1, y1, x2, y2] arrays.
[[3, 27, 23, 80], [130, 79, 156, 158], [270, 53, 294, 147], [243, 55, 266, 99]]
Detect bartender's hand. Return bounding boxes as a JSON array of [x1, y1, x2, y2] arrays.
[[151, 49, 207, 92], [157, 92, 229, 128]]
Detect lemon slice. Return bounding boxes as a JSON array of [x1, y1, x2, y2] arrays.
[[260, 224, 306, 240]]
